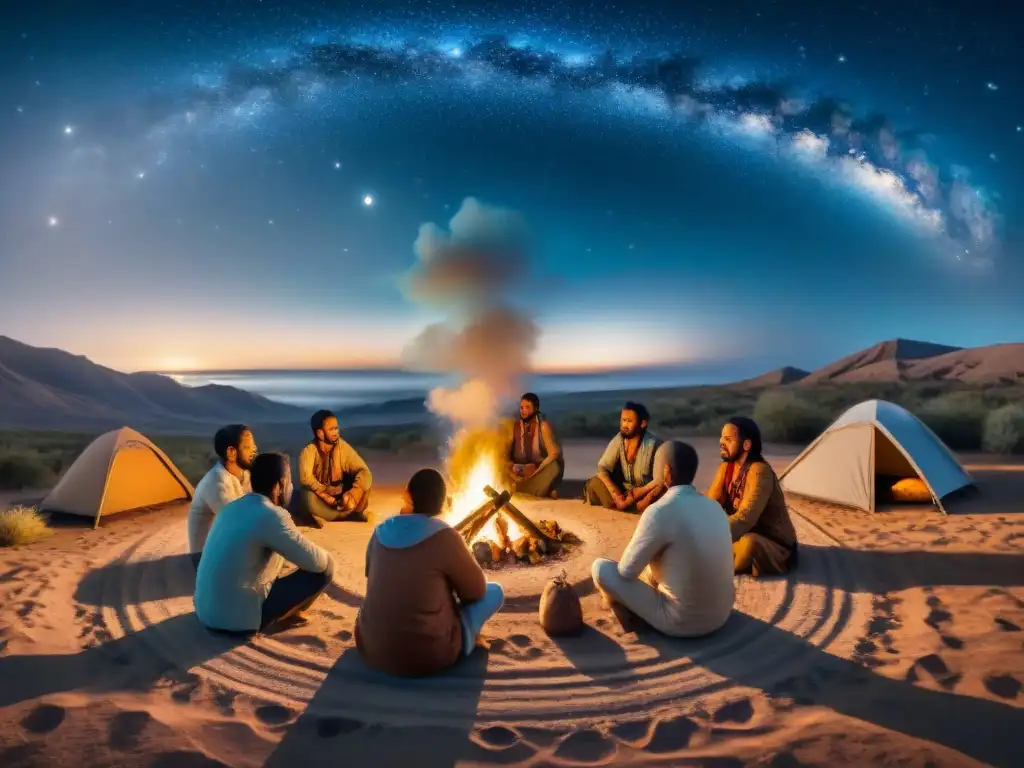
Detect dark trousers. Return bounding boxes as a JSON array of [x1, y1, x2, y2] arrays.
[[260, 561, 335, 631]]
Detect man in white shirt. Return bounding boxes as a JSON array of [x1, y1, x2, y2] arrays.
[[194, 452, 335, 634], [592, 440, 735, 638], [188, 424, 257, 560]]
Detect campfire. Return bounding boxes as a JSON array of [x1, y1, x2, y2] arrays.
[[442, 425, 578, 568]]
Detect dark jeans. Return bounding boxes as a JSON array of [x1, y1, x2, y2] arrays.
[[260, 561, 334, 631]]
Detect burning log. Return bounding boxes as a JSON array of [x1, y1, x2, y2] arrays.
[[454, 489, 511, 544], [483, 485, 561, 553]]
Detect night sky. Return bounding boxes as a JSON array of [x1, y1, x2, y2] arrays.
[[1, 0, 1021, 377]]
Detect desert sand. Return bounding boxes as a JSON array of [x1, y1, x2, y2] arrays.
[[0, 438, 1021, 767]]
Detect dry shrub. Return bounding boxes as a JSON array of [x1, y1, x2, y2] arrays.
[[752, 390, 830, 444], [983, 404, 1024, 455], [0, 505, 54, 547]]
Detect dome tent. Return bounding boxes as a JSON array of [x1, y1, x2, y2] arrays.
[[779, 399, 973, 514]]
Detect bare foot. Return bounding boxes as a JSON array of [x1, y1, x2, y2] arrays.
[[475, 634, 492, 650], [550, 490, 559, 500], [608, 601, 643, 633]]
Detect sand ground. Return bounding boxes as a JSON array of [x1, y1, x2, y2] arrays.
[[0, 438, 1021, 767]]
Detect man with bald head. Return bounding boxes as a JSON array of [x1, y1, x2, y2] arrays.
[[592, 440, 735, 637]]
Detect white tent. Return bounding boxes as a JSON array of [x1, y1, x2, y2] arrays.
[[779, 399, 973, 514]]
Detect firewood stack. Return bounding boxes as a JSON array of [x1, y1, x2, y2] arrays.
[[454, 485, 576, 568]]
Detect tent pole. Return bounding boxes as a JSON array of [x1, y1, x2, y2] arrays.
[[869, 427, 876, 513]]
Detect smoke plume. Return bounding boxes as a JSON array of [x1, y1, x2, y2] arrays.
[[402, 197, 540, 429]]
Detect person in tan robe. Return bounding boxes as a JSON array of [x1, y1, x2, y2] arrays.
[[506, 392, 564, 498], [297, 409, 373, 524], [706, 417, 798, 576], [355, 468, 505, 677]]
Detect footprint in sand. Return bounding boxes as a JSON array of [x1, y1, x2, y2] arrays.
[[554, 728, 617, 763], [109, 710, 153, 751], [906, 654, 962, 691], [610, 720, 649, 745], [21, 703, 66, 734], [995, 617, 1020, 632], [254, 704, 294, 726], [477, 726, 520, 748], [984, 674, 1021, 700], [644, 715, 700, 754], [508, 634, 532, 648], [276, 633, 328, 651], [712, 697, 755, 726], [336, 629, 352, 641], [213, 687, 238, 716], [316, 716, 364, 738]]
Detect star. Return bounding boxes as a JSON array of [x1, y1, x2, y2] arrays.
[[63, 125, 74, 135], [333, 161, 341, 169], [267, 218, 274, 225], [362, 194, 375, 206], [15, 106, 24, 113], [47, 216, 59, 227], [136, 171, 146, 179], [986, 81, 999, 91], [1017, 125, 1022, 133], [837, 54, 846, 63]]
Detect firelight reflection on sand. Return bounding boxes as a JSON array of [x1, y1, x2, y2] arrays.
[[442, 425, 525, 544]]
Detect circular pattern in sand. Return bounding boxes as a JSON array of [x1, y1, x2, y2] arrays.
[[82, 497, 865, 732]]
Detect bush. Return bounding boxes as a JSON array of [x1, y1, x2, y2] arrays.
[[0, 505, 54, 547], [752, 390, 830, 444], [983, 404, 1024, 455], [0, 453, 56, 491], [915, 394, 986, 451]]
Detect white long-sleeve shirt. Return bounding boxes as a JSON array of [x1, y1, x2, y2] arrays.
[[618, 484, 735, 635], [194, 493, 333, 632], [187, 463, 251, 554]]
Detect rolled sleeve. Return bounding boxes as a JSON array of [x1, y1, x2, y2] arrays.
[[597, 436, 620, 475]]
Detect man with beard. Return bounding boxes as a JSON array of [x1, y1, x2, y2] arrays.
[[583, 402, 664, 512], [506, 392, 564, 498], [706, 417, 798, 576], [188, 424, 257, 560], [194, 452, 335, 634], [298, 409, 373, 524]]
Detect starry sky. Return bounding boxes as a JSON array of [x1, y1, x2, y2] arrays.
[[1, 0, 1021, 378]]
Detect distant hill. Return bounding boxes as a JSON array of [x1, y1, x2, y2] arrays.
[[731, 366, 810, 388], [0, 336, 305, 431], [898, 343, 1024, 385], [797, 339, 965, 386]]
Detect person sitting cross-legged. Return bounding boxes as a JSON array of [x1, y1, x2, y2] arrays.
[[706, 417, 799, 577], [506, 392, 565, 499], [298, 409, 373, 524], [583, 401, 664, 512], [356, 468, 505, 677], [592, 440, 735, 637], [194, 452, 335, 634]]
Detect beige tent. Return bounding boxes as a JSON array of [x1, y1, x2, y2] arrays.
[[779, 399, 973, 515], [41, 427, 194, 527]]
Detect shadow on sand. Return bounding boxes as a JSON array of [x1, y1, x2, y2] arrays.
[[73, 553, 198, 605], [638, 611, 1018, 767], [265, 648, 490, 768], [548, 625, 630, 687], [0, 612, 245, 709], [796, 545, 1024, 591]]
